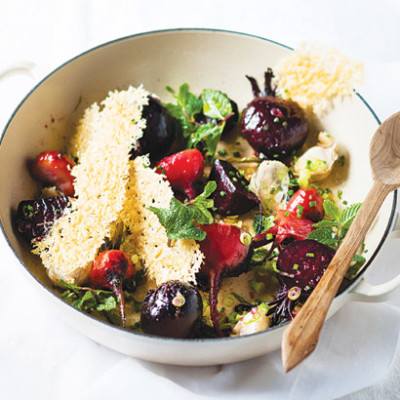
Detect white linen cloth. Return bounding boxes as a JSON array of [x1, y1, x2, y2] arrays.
[[1, 1, 400, 399]]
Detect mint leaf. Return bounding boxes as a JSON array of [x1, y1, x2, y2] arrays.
[[323, 199, 341, 221], [201, 89, 232, 120], [149, 197, 205, 241], [312, 219, 338, 229], [188, 122, 224, 160], [307, 228, 338, 248], [176, 83, 203, 119], [149, 182, 216, 240], [164, 103, 196, 138], [187, 181, 217, 225], [340, 202, 362, 230]]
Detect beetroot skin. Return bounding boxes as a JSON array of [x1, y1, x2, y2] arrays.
[[276, 239, 335, 293], [241, 70, 309, 160], [209, 159, 260, 215], [269, 239, 335, 324]]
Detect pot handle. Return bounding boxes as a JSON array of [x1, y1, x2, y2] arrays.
[[0, 61, 44, 82], [349, 211, 400, 303]]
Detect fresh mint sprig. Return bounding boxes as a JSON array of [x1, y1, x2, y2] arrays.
[[149, 181, 217, 241], [306, 199, 366, 277], [165, 83, 233, 161]]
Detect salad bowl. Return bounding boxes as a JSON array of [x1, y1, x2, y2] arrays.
[[0, 29, 399, 365]]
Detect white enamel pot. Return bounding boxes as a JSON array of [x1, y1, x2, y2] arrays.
[[1, 29, 399, 366]]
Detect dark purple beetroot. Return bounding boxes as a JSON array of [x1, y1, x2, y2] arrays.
[[209, 159, 260, 215], [277, 239, 335, 293], [141, 280, 203, 338], [16, 196, 71, 243], [241, 69, 309, 160], [269, 239, 335, 324], [195, 99, 239, 135], [132, 96, 175, 160], [197, 223, 253, 336]]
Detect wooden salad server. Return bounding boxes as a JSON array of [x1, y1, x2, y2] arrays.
[[281, 111, 400, 372]]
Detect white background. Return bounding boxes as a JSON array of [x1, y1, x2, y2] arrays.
[[1, 1, 400, 399]]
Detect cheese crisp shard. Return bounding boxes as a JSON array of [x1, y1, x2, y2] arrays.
[[275, 42, 364, 115], [34, 86, 149, 284], [120, 156, 204, 286]]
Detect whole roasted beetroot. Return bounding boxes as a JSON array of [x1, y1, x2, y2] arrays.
[[241, 69, 309, 160], [197, 223, 253, 336]]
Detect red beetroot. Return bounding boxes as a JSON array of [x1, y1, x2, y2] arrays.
[[252, 210, 315, 250], [286, 187, 324, 222], [32, 151, 76, 197], [156, 149, 204, 200], [197, 223, 253, 336], [276, 239, 335, 293], [90, 250, 134, 328]]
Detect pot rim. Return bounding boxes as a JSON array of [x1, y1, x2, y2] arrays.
[[0, 27, 397, 344]]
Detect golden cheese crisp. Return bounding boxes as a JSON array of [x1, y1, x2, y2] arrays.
[[34, 86, 149, 284], [275, 42, 364, 115], [120, 156, 204, 286]]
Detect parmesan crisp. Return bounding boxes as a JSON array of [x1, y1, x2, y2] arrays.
[[34, 86, 149, 284], [120, 156, 204, 286], [34, 86, 203, 287], [275, 42, 364, 115]]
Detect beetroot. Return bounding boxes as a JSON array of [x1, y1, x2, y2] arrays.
[[269, 239, 335, 324], [141, 280, 203, 338], [16, 196, 71, 243], [241, 69, 309, 160], [31, 151, 76, 197], [156, 149, 204, 200], [133, 96, 175, 161], [286, 187, 324, 222], [90, 250, 134, 328], [252, 210, 315, 251], [209, 159, 260, 215], [197, 223, 253, 336]]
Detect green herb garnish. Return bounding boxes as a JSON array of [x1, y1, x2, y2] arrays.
[[149, 181, 217, 241], [165, 83, 232, 161]]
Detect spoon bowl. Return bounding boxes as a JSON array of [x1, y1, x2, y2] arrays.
[[370, 112, 400, 187]]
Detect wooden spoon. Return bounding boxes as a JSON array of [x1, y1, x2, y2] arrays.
[[281, 111, 400, 372]]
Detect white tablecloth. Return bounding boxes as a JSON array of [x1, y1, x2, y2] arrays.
[[1, 1, 400, 399]]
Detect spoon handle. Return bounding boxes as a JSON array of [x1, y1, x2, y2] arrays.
[[281, 179, 391, 372]]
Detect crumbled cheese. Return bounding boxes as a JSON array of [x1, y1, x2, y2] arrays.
[[34, 86, 149, 284], [275, 42, 364, 115], [120, 156, 204, 286]]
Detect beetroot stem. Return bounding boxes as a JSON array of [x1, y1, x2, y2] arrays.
[[111, 281, 127, 328], [209, 270, 225, 337]]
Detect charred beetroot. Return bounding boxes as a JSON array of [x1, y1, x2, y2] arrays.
[[156, 149, 204, 200], [16, 196, 70, 243], [241, 69, 309, 160], [141, 280, 203, 338], [90, 250, 134, 328], [270, 239, 335, 324], [31, 151, 76, 197], [133, 96, 175, 160], [209, 159, 260, 215], [197, 223, 253, 336]]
